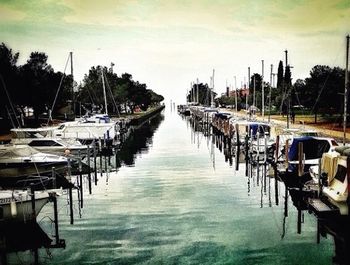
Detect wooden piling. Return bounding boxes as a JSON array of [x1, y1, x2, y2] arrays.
[[87, 145, 92, 194], [52, 167, 56, 189], [245, 133, 249, 177], [285, 140, 289, 168], [257, 132, 260, 185], [30, 183, 36, 218], [275, 135, 280, 162], [347, 157, 350, 206], [284, 185, 288, 217], [318, 158, 322, 196], [93, 142, 97, 185], [52, 193, 60, 245], [69, 187, 74, 225], [99, 138, 103, 176], [274, 166, 279, 205], [298, 142, 304, 177], [297, 143, 303, 234]]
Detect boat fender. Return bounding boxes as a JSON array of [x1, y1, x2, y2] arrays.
[[64, 149, 71, 156], [10, 200, 17, 217]]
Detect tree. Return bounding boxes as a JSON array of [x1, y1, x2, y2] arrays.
[[187, 83, 215, 106], [78, 65, 161, 114], [0, 43, 19, 122], [17, 52, 55, 121], [248, 73, 262, 109], [299, 65, 345, 123], [277, 60, 284, 90], [148, 89, 164, 104]]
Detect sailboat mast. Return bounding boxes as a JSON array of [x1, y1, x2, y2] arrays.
[[269, 64, 273, 122], [253, 75, 256, 108], [234, 76, 237, 113], [343, 35, 349, 145], [211, 69, 215, 108], [196, 78, 199, 104], [247, 67, 250, 112], [262, 60, 264, 120], [101, 69, 108, 115], [70, 52, 74, 115]]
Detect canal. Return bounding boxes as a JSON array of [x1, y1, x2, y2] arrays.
[[10, 106, 334, 264]]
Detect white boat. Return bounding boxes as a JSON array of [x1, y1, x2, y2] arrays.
[[11, 127, 88, 156], [0, 144, 68, 179], [309, 148, 349, 215], [0, 189, 59, 221], [53, 115, 117, 143]]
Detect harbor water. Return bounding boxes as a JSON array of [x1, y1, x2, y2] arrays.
[[11, 107, 334, 264]]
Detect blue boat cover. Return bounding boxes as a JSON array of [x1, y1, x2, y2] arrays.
[[288, 136, 330, 161]]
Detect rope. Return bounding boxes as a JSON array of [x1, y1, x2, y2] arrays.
[[104, 71, 120, 117], [48, 53, 70, 124], [0, 73, 21, 127]]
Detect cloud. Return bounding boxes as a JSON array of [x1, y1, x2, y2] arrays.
[[0, 5, 26, 22], [1, 0, 349, 102]]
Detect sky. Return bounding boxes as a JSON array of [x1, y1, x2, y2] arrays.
[[0, 0, 349, 104]]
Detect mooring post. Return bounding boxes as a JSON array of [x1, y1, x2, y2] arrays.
[[30, 183, 36, 219], [93, 141, 97, 185], [236, 143, 240, 171], [284, 184, 288, 218], [52, 193, 60, 245], [52, 166, 56, 189], [99, 138, 103, 176], [245, 133, 249, 177], [285, 140, 289, 169], [115, 146, 118, 170], [87, 145, 92, 194], [274, 165, 279, 206], [257, 132, 260, 185], [33, 249, 39, 265], [235, 123, 240, 171], [104, 150, 108, 173], [79, 159, 83, 209], [264, 163, 267, 194], [347, 157, 350, 207], [67, 158, 71, 181], [69, 187, 74, 225], [298, 142, 304, 177], [318, 158, 322, 196], [297, 142, 303, 234], [275, 135, 280, 163]]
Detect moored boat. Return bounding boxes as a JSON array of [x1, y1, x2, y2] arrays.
[[0, 189, 59, 221]]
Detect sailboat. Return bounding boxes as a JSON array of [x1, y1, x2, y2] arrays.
[[52, 69, 118, 143]]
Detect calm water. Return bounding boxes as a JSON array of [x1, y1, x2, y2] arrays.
[[9, 106, 334, 264]]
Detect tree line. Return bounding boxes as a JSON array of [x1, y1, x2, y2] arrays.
[[0, 43, 164, 128], [216, 60, 348, 123]]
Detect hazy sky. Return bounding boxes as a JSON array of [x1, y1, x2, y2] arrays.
[[1, 0, 349, 103]]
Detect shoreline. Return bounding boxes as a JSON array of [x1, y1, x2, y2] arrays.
[[0, 105, 166, 142]]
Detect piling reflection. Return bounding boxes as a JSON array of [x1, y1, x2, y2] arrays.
[[1, 112, 165, 265], [184, 112, 348, 264]]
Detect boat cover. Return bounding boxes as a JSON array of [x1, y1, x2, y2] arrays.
[[249, 124, 270, 137], [288, 137, 331, 161]]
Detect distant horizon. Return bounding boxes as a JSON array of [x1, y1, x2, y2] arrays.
[[1, 0, 349, 103]]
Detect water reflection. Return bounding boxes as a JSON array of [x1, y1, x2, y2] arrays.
[[6, 108, 339, 264], [187, 113, 349, 264], [118, 114, 164, 166]]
